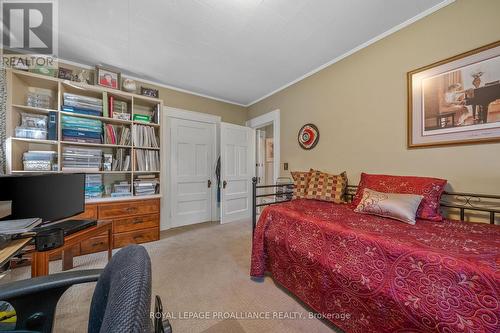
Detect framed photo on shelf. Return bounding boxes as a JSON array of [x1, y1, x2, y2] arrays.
[[96, 66, 121, 90], [408, 40, 500, 148], [140, 87, 159, 98], [57, 67, 73, 80]]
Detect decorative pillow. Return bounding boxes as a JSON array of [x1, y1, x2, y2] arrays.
[[305, 170, 347, 203], [291, 171, 311, 199], [354, 188, 423, 225], [353, 173, 447, 221]]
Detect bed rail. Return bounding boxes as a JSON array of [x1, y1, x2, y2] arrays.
[[251, 177, 500, 232]]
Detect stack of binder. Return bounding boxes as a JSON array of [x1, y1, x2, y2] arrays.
[[112, 181, 132, 198], [134, 175, 159, 196], [135, 150, 159, 172], [85, 174, 103, 199], [62, 146, 103, 172], [132, 125, 159, 148], [112, 148, 131, 171], [62, 115, 103, 144], [62, 93, 103, 116]]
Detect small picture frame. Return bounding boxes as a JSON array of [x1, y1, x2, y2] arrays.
[[96, 66, 121, 90], [140, 87, 159, 98], [57, 67, 73, 80]]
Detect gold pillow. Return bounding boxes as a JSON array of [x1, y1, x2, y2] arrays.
[[354, 188, 423, 225], [305, 170, 347, 203], [291, 171, 311, 199]]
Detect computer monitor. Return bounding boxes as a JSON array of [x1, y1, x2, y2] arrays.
[[0, 173, 85, 223]]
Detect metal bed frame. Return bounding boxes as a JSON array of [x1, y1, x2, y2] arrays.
[[252, 177, 500, 232]]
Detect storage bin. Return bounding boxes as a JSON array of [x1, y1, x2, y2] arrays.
[[15, 126, 47, 140], [20, 113, 48, 129], [23, 160, 52, 171]]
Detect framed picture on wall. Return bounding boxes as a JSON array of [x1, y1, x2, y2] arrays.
[[265, 138, 274, 162], [408, 40, 500, 148]]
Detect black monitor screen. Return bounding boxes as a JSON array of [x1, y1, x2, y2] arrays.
[[0, 173, 85, 222]]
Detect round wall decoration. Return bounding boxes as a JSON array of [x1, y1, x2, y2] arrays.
[[298, 124, 320, 150]]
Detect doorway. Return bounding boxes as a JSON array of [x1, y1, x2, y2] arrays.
[[246, 109, 280, 186]]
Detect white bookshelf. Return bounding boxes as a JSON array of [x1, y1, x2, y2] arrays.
[[5, 68, 163, 203]]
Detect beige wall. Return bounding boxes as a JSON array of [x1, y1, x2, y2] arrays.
[[248, 0, 500, 194]]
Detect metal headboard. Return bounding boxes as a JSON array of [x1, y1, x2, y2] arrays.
[[251, 178, 500, 233]]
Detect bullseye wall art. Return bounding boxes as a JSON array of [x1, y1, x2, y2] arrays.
[[297, 123, 319, 150]]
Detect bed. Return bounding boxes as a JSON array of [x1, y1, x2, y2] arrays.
[[250, 182, 500, 333]]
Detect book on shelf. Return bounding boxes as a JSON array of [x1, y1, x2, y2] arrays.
[[112, 148, 130, 171], [132, 124, 159, 148], [103, 124, 131, 145], [134, 104, 161, 125], [61, 105, 102, 117], [108, 95, 130, 120], [62, 115, 103, 144], [102, 92, 109, 118], [62, 93, 103, 116], [135, 149, 159, 172]]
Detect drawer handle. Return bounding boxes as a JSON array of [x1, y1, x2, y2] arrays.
[[132, 218, 142, 224], [92, 241, 105, 247], [126, 207, 138, 213], [133, 236, 143, 240]]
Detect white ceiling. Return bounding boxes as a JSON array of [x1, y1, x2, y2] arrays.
[[58, 0, 452, 106]]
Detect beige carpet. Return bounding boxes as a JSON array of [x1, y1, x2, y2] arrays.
[[7, 220, 341, 333]]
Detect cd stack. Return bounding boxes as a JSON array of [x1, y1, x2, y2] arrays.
[[112, 181, 132, 198], [62, 93, 103, 116], [85, 174, 103, 199], [62, 115, 103, 144], [134, 174, 159, 196], [62, 146, 103, 172]]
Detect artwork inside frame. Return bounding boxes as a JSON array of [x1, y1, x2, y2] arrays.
[[265, 138, 274, 162], [408, 40, 500, 148], [96, 65, 121, 90]]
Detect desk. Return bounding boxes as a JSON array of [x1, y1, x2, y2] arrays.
[[0, 238, 32, 268], [31, 221, 112, 277]]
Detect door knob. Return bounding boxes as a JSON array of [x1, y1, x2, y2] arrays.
[[223, 180, 227, 189], [208, 179, 212, 188]]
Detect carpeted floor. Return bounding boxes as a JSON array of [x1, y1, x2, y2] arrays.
[[7, 219, 341, 333]]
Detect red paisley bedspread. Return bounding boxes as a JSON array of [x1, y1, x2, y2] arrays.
[[250, 199, 500, 333]]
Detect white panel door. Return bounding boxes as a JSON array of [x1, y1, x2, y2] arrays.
[[220, 123, 255, 224], [170, 118, 215, 227]]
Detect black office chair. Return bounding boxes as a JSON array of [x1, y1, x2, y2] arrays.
[[0, 245, 171, 333]]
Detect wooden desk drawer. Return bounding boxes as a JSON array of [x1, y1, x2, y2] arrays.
[[73, 204, 98, 220], [81, 233, 109, 255], [113, 214, 159, 233], [98, 199, 160, 219], [113, 227, 159, 248]]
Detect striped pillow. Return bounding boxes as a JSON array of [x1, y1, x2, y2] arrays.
[[305, 170, 347, 203], [291, 171, 311, 199]]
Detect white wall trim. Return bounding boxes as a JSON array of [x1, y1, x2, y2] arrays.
[[246, 109, 280, 184], [166, 107, 222, 124], [162, 107, 220, 230], [56, 58, 246, 107], [246, 0, 455, 106]]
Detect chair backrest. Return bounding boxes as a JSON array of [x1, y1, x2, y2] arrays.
[[88, 245, 152, 333]]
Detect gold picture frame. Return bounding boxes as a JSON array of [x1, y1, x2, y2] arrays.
[[408, 40, 500, 148]]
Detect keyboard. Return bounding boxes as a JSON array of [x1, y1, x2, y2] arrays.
[[34, 219, 97, 237]]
